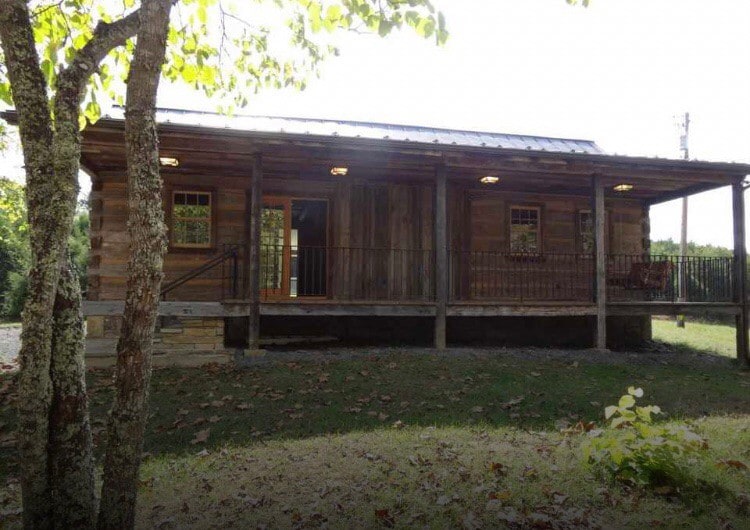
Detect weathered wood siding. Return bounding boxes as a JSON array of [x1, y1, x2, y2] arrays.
[[89, 175, 435, 302], [88, 174, 645, 304], [330, 182, 433, 301], [446, 189, 645, 301], [89, 175, 248, 301]]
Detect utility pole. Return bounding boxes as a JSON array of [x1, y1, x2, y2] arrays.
[[677, 112, 690, 328]]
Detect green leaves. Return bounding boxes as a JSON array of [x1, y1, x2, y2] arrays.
[[627, 386, 644, 398], [295, 0, 447, 42], [1, 0, 448, 124], [585, 387, 706, 490], [618, 394, 635, 409]]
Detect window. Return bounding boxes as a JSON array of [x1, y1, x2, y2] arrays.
[[171, 191, 212, 248], [510, 206, 541, 254], [578, 210, 594, 253]]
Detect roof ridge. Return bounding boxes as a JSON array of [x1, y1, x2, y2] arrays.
[[118, 105, 601, 146]]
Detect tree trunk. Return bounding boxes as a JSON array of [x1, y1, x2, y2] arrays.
[[48, 259, 96, 529], [1, 2, 142, 528], [97, 1, 172, 528], [0, 3, 64, 527]]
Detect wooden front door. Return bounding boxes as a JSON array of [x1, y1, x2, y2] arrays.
[[259, 197, 329, 299], [260, 198, 292, 298]]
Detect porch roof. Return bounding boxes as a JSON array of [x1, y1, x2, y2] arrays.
[[6, 107, 749, 204], [104, 106, 608, 155]]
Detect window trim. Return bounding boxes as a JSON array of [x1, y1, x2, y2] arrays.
[[508, 204, 542, 256], [167, 188, 216, 251]]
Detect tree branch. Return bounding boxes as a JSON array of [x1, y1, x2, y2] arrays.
[[56, 8, 141, 106]]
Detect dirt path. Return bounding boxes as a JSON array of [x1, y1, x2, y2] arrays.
[[0, 324, 21, 367]]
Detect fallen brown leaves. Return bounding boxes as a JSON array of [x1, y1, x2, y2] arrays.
[[190, 428, 210, 445], [375, 508, 395, 527], [716, 459, 748, 471]]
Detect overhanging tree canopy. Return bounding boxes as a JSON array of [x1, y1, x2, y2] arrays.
[[0, 1, 448, 529]]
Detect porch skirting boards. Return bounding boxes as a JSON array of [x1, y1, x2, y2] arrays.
[[82, 300, 742, 360]]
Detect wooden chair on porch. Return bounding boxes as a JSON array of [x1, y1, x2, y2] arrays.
[[607, 259, 674, 300], [626, 260, 674, 291]]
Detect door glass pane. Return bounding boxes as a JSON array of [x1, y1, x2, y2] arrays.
[[261, 206, 285, 291]]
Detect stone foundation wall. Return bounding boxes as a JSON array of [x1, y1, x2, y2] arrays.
[[153, 317, 225, 354], [86, 316, 228, 361]]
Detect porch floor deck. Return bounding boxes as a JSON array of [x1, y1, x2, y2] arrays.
[[82, 299, 742, 318]]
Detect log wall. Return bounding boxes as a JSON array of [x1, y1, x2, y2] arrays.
[[87, 174, 646, 303]]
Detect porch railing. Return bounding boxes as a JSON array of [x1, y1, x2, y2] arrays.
[[607, 254, 734, 303], [449, 251, 595, 302], [259, 245, 434, 302], [158, 245, 735, 305], [161, 243, 241, 301]]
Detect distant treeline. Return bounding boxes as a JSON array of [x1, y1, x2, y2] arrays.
[[650, 238, 733, 258]]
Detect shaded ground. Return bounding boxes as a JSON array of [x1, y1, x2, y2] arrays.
[[1, 325, 749, 527], [1, 345, 748, 473], [2, 348, 749, 528]]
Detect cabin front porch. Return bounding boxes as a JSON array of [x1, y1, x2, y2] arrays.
[[82, 246, 741, 357], [76, 111, 750, 363]]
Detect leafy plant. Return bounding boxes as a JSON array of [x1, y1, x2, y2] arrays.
[[0, 181, 89, 317], [584, 387, 707, 489], [2, 271, 28, 319]]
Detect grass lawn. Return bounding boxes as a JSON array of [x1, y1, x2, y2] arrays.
[[1, 348, 749, 528], [652, 318, 737, 358]]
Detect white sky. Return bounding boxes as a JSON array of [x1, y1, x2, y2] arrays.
[[2, 0, 749, 247]]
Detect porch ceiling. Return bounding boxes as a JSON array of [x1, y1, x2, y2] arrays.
[[78, 117, 750, 204]]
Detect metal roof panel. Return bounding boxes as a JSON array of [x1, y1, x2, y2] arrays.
[[103, 107, 608, 156]]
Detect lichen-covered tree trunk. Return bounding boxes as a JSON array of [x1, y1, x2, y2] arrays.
[[1, 2, 142, 527], [0, 3, 68, 527], [48, 259, 96, 529], [97, 1, 172, 528]]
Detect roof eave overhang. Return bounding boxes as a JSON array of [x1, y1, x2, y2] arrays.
[[96, 115, 750, 178], [4, 110, 749, 200]]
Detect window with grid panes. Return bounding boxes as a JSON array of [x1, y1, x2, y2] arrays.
[[578, 210, 595, 253], [509, 206, 540, 254], [171, 191, 212, 248]]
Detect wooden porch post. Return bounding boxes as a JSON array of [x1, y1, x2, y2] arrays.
[[434, 164, 448, 350], [247, 154, 263, 353], [732, 180, 749, 366], [594, 176, 608, 351]]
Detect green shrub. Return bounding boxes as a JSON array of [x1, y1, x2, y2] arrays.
[[2, 270, 28, 319], [584, 386, 706, 490]]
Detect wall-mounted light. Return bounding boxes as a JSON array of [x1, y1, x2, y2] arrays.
[[330, 166, 349, 176], [159, 156, 179, 167], [480, 175, 499, 184], [613, 183, 634, 192]]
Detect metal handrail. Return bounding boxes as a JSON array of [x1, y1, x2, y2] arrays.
[[161, 244, 240, 300]]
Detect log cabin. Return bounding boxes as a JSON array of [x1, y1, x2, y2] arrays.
[[10, 108, 750, 364]]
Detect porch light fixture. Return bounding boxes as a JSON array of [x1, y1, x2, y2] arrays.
[[480, 175, 499, 184], [159, 156, 179, 167], [613, 183, 634, 192], [330, 166, 349, 176]]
